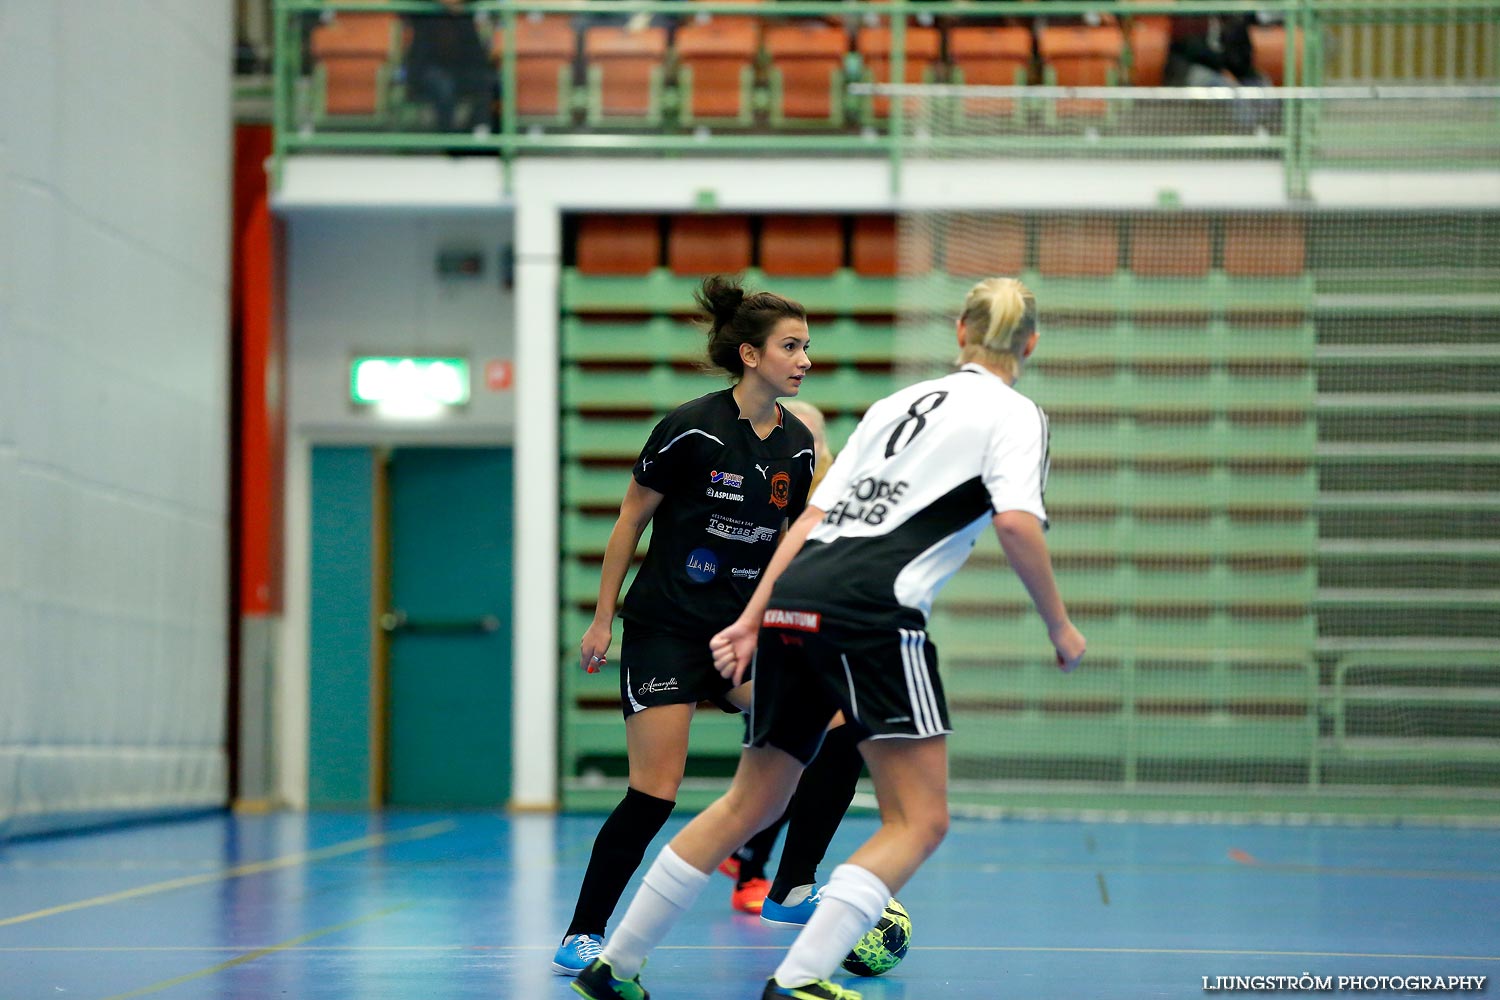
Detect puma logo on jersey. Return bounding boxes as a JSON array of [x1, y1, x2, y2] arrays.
[[755, 463, 770, 479]]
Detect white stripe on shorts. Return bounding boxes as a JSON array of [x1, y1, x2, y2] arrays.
[[899, 628, 941, 736], [840, 654, 860, 723], [625, 663, 646, 714], [913, 630, 942, 734]]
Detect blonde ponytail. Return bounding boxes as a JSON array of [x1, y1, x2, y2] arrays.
[[957, 277, 1037, 379]]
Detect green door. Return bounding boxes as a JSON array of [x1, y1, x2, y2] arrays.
[[382, 447, 513, 806]]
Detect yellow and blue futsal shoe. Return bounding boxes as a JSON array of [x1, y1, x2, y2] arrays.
[[760, 976, 862, 1000], [572, 957, 650, 1000]]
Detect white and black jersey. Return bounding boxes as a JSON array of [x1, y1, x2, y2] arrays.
[[620, 389, 816, 638], [768, 363, 1050, 631]]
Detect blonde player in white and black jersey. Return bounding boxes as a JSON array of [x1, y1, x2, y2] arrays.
[[553, 276, 869, 979], [573, 277, 1087, 1000]]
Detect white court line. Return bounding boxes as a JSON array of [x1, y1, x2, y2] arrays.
[[1, 945, 1496, 962]]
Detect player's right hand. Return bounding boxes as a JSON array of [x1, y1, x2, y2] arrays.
[[1050, 620, 1086, 674], [579, 620, 613, 674], [709, 618, 759, 687]]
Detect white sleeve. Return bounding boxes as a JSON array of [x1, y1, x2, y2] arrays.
[[983, 402, 1049, 527]]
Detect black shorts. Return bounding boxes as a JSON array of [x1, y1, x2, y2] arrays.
[[618, 620, 742, 719], [748, 609, 951, 765]]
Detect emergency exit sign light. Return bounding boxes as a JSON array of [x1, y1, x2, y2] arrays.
[[351, 356, 470, 412]]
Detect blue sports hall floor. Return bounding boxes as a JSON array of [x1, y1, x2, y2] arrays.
[[2, 810, 1497, 999]]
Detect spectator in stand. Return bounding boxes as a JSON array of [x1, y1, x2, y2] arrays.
[[1166, 11, 1274, 88], [1166, 12, 1280, 130], [405, 0, 494, 132]]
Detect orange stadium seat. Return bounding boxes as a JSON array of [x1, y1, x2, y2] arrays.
[[309, 12, 400, 117], [1038, 24, 1125, 117], [1129, 217, 1212, 277], [856, 25, 943, 118], [1249, 24, 1303, 86], [943, 215, 1028, 277], [675, 16, 761, 123], [851, 215, 934, 277], [761, 215, 844, 276], [584, 24, 669, 122], [1039, 217, 1120, 277], [490, 14, 577, 120], [1223, 216, 1305, 277], [576, 215, 661, 275], [765, 22, 851, 124], [947, 26, 1033, 116], [1126, 9, 1172, 86], [668, 215, 754, 275]]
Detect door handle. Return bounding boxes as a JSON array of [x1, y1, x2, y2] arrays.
[[380, 610, 502, 635]]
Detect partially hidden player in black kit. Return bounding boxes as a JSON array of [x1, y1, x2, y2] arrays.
[[552, 275, 867, 976]]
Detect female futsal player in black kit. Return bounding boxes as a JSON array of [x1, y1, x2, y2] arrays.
[[552, 275, 866, 975]]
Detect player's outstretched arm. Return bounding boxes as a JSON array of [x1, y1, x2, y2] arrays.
[[580, 479, 664, 673], [710, 504, 825, 685], [993, 509, 1086, 673]]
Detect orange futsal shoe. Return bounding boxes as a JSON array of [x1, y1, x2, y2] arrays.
[[717, 857, 740, 880], [732, 877, 771, 914]]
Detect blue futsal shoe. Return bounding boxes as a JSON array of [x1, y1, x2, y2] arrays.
[[551, 933, 604, 976], [760, 884, 822, 927]]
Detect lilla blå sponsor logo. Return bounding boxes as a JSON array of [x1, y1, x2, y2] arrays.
[[685, 547, 719, 583]]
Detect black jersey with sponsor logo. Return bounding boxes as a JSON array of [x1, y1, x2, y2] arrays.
[[620, 389, 816, 638]]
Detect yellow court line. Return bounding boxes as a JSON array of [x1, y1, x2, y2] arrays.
[[0, 820, 456, 928], [1228, 850, 1500, 882], [0, 945, 467, 952], [96, 904, 411, 1000]]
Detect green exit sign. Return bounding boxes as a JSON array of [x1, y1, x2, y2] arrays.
[[351, 356, 471, 410]]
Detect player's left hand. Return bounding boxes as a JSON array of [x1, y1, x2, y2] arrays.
[[710, 619, 759, 686], [1050, 620, 1087, 674]]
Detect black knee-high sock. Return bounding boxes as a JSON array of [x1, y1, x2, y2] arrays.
[[769, 724, 865, 904], [565, 787, 676, 937], [732, 812, 787, 884]]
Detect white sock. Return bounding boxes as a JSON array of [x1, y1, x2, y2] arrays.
[[772, 864, 890, 988], [599, 845, 710, 978]]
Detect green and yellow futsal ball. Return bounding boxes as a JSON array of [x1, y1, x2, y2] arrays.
[[842, 898, 911, 977]]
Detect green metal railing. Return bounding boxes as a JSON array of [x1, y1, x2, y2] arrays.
[[269, 0, 1500, 194]]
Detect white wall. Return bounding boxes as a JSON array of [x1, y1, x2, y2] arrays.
[[283, 211, 516, 442], [0, 0, 234, 837]]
